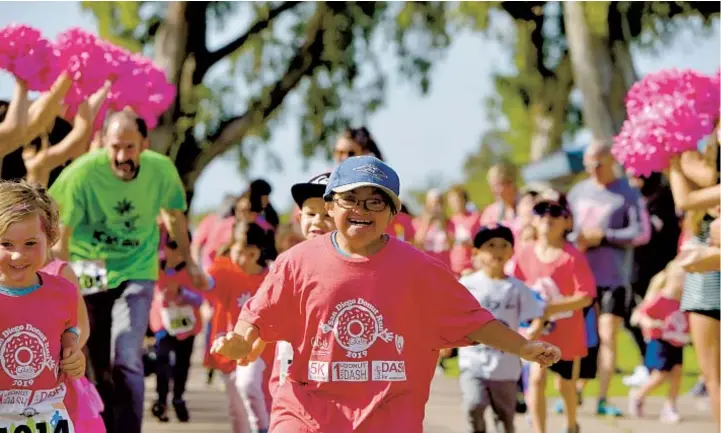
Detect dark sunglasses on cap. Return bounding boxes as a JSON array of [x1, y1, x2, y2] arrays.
[[533, 202, 568, 218]]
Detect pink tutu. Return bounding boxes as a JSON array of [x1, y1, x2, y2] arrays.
[[64, 377, 106, 433]]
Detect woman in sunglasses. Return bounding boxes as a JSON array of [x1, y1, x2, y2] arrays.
[[332, 126, 384, 163], [512, 190, 597, 433]]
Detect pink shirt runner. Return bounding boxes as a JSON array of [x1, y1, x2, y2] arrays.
[[239, 234, 494, 433]]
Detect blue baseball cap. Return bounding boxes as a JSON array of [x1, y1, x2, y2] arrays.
[[323, 155, 402, 211]]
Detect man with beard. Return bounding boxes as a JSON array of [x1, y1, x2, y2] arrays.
[[49, 110, 206, 433]]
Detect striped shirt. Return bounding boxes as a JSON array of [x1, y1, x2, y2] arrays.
[[681, 215, 721, 312]]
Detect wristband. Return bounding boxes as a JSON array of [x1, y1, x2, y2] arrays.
[[64, 327, 80, 337]]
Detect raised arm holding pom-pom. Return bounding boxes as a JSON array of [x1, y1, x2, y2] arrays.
[[0, 77, 28, 154], [23, 82, 111, 187]]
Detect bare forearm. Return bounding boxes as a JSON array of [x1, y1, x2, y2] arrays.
[[544, 295, 592, 317], [52, 225, 72, 261], [162, 209, 192, 260], [467, 320, 527, 357], [0, 79, 29, 153], [232, 318, 257, 339], [525, 318, 545, 340], [25, 73, 71, 142]]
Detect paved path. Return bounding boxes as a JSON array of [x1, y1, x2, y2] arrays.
[[141, 340, 716, 433]]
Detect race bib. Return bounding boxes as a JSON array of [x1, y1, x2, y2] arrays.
[[70, 260, 108, 296], [0, 406, 75, 433], [160, 305, 196, 336]]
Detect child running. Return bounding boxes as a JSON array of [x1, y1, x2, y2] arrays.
[[148, 234, 203, 423], [270, 172, 335, 389], [0, 180, 86, 432], [212, 156, 562, 433], [41, 256, 105, 433], [512, 190, 596, 433], [628, 260, 689, 423], [458, 224, 546, 433], [206, 221, 272, 433]]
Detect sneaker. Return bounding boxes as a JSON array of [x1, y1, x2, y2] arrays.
[[627, 391, 643, 417], [689, 380, 708, 397], [515, 393, 527, 414], [173, 399, 190, 423], [622, 365, 650, 388], [151, 402, 170, 423], [597, 400, 623, 417], [659, 405, 680, 424]]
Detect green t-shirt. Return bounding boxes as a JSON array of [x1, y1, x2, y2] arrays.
[[49, 149, 187, 289]]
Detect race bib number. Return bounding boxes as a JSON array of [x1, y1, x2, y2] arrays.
[[0, 407, 74, 433], [70, 260, 108, 296], [160, 305, 196, 336]]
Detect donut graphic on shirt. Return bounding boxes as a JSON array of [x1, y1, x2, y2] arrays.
[[319, 298, 397, 358], [0, 324, 55, 385], [528, 277, 573, 322]]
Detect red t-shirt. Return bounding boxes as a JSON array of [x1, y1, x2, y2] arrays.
[[638, 296, 690, 347], [149, 265, 204, 340], [513, 242, 597, 360], [449, 211, 481, 275], [206, 257, 271, 374], [0, 273, 78, 420], [239, 234, 494, 433]]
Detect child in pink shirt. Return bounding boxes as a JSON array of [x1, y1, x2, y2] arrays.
[[148, 235, 203, 423], [447, 185, 482, 276], [212, 156, 562, 433], [512, 190, 597, 433], [0, 180, 86, 432], [629, 261, 689, 423], [267, 173, 336, 399], [42, 258, 105, 433]]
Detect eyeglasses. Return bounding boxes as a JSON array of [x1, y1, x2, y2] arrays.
[[334, 196, 388, 212], [533, 202, 568, 218]]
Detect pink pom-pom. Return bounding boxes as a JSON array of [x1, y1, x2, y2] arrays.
[[0, 24, 60, 91], [614, 69, 720, 176], [56, 28, 110, 108], [107, 53, 175, 130]]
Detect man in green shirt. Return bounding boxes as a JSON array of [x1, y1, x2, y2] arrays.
[[50, 111, 205, 433]]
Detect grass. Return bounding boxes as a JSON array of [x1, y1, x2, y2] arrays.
[[442, 331, 700, 397]]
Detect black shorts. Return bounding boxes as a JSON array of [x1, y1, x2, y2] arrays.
[[549, 358, 580, 381], [598, 286, 632, 318], [579, 345, 599, 379], [686, 309, 721, 321]]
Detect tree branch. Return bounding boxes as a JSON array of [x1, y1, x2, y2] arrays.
[[179, 3, 330, 188], [195, 1, 302, 81]]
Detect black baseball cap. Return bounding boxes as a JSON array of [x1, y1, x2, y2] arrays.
[[473, 224, 515, 249], [291, 172, 331, 208]]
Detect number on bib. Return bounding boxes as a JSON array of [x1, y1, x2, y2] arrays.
[[70, 260, 108, 296], [160, 305, 196, 336], [0, 415, 72, 433]]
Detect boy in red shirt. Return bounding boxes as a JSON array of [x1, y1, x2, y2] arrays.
[[512, 190, 596, 433], [629, 261, 689, 423], [212, 156, 562, 433], [206, 222, 271, 433]]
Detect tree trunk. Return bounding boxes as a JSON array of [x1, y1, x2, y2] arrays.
[[563, 1, 638, 141], [563, 1, 624, 142]]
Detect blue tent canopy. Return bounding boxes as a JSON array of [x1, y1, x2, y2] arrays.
[[520, 150, 585, 183]]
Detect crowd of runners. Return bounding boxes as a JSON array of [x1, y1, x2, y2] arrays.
[[0, 69, 719, 433]]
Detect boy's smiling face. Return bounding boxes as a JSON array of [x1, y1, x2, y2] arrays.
[[300, 197, 335, 239], [327, 186, 392, 247]]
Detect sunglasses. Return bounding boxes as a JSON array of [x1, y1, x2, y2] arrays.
[[334, 149, 357, 159], [533, 202, 568, 218]]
